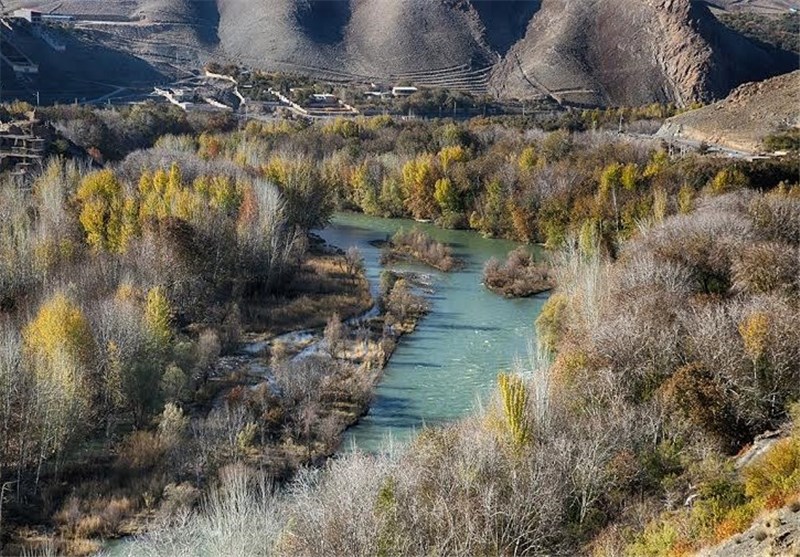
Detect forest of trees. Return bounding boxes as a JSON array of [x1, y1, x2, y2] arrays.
[[0, 103, 798, 555]]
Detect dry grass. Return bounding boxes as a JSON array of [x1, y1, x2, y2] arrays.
[[242, 253, 373, 335], [382, 229, 460, 272]]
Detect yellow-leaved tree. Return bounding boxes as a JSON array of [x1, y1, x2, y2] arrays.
[[402, 155, 437, 220], [498, 372, 530, 449], [438, 145, 467, 173], [145, 286, 173, 351], [23, 293, 96, 459], [76, 169, 130, 252]]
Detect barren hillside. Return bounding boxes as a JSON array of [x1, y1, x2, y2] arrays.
[[3, 0, 798, 106], [658, 70, 800, 152], [490, 0, 796, 106]]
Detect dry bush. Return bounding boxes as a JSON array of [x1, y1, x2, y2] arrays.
[[732, 242, 799, 295], [386, 228, 459, 271], [158, 482, 201, 520], [483, 247, 555, 298], [116, 431, 167, 473], [384, 279, 429, 325], [120, 465, 283, 557], [323, 313, 345, 356], [748, 192, 800, 246]]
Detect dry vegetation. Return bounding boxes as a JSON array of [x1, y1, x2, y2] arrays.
[[241, 252, 373, 335], [1, 103, 799, 556], [483, 247, 555, 298], [381, 228, 460, 272], [119, 184, 800, 557]]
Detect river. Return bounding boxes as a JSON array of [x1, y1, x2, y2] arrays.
[[99, 213, 546, 556], [318, 213, 547, 453]]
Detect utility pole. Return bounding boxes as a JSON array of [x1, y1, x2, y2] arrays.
[[35, 91, 39, 106]]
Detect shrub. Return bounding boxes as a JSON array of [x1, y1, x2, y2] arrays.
[[732, 242, 798, 294], [483, 248, 555, 298], [117, 431, 166, 472], [324, 312, 345, 357], [743, 435, 800, 507], [385, 228, 459, 271], [535, 293, 568, 353]]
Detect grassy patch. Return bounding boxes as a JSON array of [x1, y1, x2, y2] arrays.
[[242, 253, 373, 335]]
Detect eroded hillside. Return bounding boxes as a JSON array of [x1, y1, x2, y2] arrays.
[[3, 0, 798, 105], [658, 70, 800, 152]]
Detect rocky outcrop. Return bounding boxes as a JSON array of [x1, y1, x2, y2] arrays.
[[658, 70, 800, 153], [696, 504, 800, 557]]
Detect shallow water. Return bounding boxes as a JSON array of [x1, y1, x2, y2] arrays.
[[317, 213, 547, 453]]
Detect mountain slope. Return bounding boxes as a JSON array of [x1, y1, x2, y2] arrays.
[[658, 70, 800, 153], [215, 0, 494, 80], [3, 0, 798, 106], [490, 0, 796, 106]]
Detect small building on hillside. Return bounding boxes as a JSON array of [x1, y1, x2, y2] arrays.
[[41, 14, 75, 23], [310, 93, 337, 104], [12, 9, 43, 24], [392, 86, 418, 97]]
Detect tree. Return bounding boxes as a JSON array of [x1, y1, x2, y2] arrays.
[[708, 168, 749, 195], [324, 313, 345, 357], [266, 157, 333, 230], [518, 146, 539, 171], [621, 163, 639, 191], [498, 373, 530, 449], [344, 246, 364, 282], [438, 145, 467, 173], [76, 169, 129, 252], [599, 163, 623, 231], [145, 286, 173, 351], [434, 177, 459, 215], [23, 293, 96, 474], [402, 155, 437, 220]]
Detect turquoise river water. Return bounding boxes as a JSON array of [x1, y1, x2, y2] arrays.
[[318, 213, 547, 452], [100, 214, 546, 556]]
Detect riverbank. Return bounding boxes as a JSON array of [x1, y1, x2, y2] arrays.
[[5, 239, 428, 557], [319, 213, 546, 452]]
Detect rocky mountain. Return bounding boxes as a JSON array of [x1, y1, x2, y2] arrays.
[[4, 0, 798, 106], [658, 70, 800, 152], [491, 0, 797, 106]]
